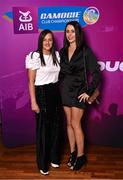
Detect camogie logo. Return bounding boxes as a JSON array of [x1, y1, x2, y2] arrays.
[[4, 6, 99, 32], [83, 6, 99, 25]]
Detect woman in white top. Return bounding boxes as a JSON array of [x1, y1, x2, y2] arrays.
[[25, 29, 62, 175]]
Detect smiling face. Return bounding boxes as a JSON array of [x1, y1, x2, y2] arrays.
[[66, 24, 76, 45], [43, 33, 53, 54]]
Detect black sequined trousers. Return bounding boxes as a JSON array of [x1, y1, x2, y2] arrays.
[[35, 82, 62, 171]]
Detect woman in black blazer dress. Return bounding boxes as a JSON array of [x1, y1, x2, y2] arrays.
[[59, 21, 101, 171]]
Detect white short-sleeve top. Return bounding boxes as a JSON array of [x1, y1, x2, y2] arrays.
[[25, 51, 60, 86]]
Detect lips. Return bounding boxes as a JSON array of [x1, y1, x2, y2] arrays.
[[44, 44, 50, 47], [68, 38, 74, 41], [68, 37, 73, 40]]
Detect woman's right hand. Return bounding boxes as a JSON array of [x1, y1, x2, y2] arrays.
[[78, 92, 90, 103], [31, 103, 40, 113]]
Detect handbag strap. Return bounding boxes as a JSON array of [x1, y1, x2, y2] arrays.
[[83, 47, 88, 90]]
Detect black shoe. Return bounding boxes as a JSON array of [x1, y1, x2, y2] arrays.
[[67, 151, 77, 167], [73, 154, 87, 171]]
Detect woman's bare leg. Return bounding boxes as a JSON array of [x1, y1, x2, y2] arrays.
[[64, 106, 76, 153], [71, 107, 85, 156]]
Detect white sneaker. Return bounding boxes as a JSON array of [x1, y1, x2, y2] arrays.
[[51, 163, 60, 168], [40, 169, 49, 175]]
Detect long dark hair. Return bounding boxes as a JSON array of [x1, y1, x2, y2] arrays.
[[63, 21, 85, 51], [33, 29, 58, 66]]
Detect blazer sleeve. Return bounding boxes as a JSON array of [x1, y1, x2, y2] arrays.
[[85, 48, 101, 95]]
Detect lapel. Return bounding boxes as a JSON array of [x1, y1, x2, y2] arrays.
[[62, 48, 83, 64], [70, 49, 83, 63]]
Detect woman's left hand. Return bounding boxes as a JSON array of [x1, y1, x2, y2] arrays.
[[78, 93, 90, 103]]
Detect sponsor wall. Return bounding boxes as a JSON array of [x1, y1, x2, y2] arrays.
[[0, 0, 123, 147]]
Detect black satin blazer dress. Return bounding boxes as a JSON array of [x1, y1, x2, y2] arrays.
[[59, 47, 101, 109]]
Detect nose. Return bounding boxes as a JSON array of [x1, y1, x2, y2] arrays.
[[68, 31, 72, 35], [68, 31, 73, 37], [45, 40, 50, 44]]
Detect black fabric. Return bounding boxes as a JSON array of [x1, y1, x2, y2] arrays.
[[35, 82, 62, 170], [59, 47, 100, 109]]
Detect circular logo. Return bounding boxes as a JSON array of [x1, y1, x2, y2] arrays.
[[83, 6, 100, 25]]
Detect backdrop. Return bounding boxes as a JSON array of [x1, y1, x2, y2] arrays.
[[0, 0, 123, 147]]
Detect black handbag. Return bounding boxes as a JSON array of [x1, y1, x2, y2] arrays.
[[83, 48, 100, 104]]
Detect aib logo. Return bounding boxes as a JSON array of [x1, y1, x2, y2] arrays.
[[13, 7, 38, 34]]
